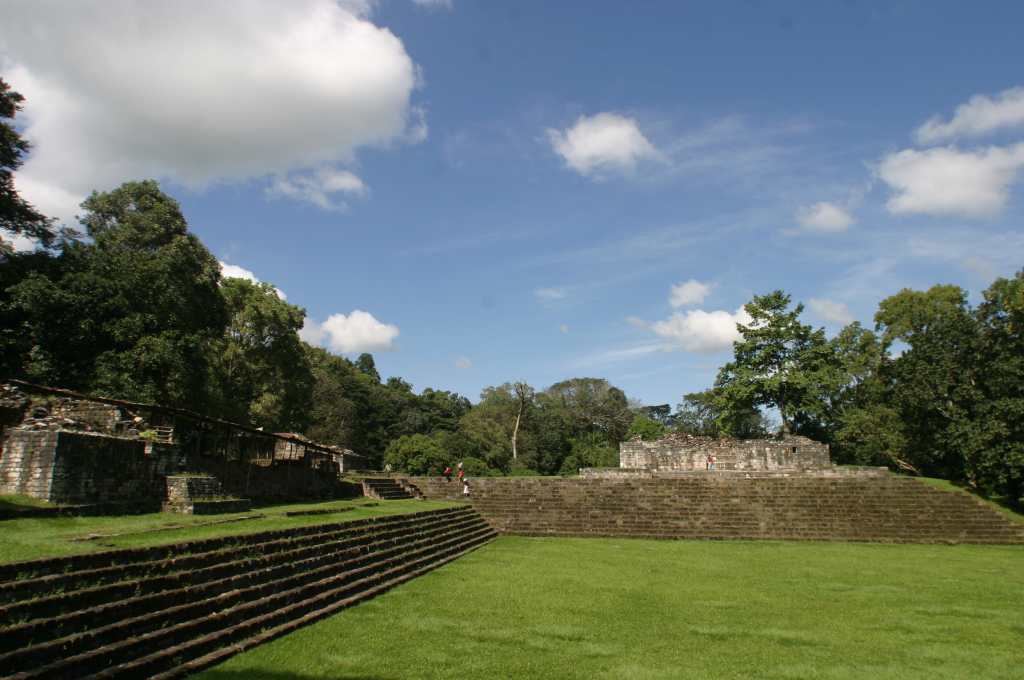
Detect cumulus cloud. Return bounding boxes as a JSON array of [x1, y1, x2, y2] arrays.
[[794, 201, 855, 233], [454, 356, 472, 369], [808, 298, 854, 325], [267, 168, 367, 212], [915, 86, 1024, 144], [547, 113, 660, 177], [645, 307, 751, 354], [669, 279, 712, 307], [535, 287, 567, 301], [878, 143, 1024, 218], [1, 0, 420, 223], [219, 260, 286, 299], [302, 310, 399, 354]]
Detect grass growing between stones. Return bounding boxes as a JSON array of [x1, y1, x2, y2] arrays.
[[198, 536, 1024, 680], [0, 498, 460, 564]]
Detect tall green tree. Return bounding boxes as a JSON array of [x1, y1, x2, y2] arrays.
[[713, 291, 836, 435], [873, 285, 979, 479], [1, 78, 54, 250], [7, 180, 227, 407], [208, 278, 312, 430]]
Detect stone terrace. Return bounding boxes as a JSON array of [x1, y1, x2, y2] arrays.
[[0, 506, 494, 680], [405, 475, 1024, 544]]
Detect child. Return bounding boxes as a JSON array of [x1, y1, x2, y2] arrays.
[[462, 478, 470, 497]]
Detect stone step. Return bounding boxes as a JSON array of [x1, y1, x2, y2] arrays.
[[0, 516, 492, 674], [0, 507, 475, 606], [0, 514, 488, 655], [0, 508, 496, 680]]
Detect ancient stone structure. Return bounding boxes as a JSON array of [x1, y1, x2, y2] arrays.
[[0, 381, 367, 507], [404, 475, 1024, 544], [0, 506, 495, 678], [163, 475, 251, 514], [0, 430, 177, 506], [617, 433, 831, 473]]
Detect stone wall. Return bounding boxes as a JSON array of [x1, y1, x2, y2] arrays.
[[0, 430, 177, 504], [618, 434, 830, 472]]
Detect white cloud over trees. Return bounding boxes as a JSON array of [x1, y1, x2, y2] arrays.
[[795, 201, 855, 233], [301, 310, 399, 354], [878, 143, 1024, 218], [1, 0, 421, 222]]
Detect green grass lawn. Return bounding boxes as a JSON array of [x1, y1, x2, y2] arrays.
[[0, 497, 460, 564], [198, 536, 1024, 680]]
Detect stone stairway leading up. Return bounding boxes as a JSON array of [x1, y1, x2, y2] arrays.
[[361, 477, 416, 500], [0, 506, 495, 680]]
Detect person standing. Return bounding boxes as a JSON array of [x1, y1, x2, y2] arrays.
[[457, 462, 465, 483], [462, 477, 470, 497], [706, 453, 713, 471], [443, 465, 452, 482]]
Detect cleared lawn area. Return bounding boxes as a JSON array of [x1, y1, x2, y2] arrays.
[[0, 497, 459, 564], [198, 536, 1024, 680]]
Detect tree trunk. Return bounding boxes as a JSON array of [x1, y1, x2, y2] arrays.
[[512, 407, 522, 460]]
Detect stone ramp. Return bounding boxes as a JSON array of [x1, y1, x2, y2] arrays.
[[0, 506, 495, 679], [407, 476, 1024, 544]]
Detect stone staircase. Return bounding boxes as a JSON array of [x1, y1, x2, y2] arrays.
[[0, 506, 495, 679], [407, 475, 1024, 544], [361, 477, 416, 500]]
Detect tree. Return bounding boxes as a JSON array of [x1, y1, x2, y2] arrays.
[[208, 278, 312, 430], [625, 413, 667, 441], [954, 272, 1024, 505], [511, 381, 534, 460], [544, 378, 633, 443], [1, 78, 54, 250], [7, 180, 227, 407], [874, 285, 979, 479], [713, 291, 836, 436]]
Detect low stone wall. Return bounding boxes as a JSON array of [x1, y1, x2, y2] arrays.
[[579, 466, 889, 479], [618, 434, 830, 472], [0, 430, 177, 504]]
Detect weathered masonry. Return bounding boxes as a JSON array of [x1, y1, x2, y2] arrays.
[[617, 433, 830, 472], [0, 381, 368, 507]]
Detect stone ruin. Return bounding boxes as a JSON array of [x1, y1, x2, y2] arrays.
[[591, 432, 832, 478], [0, 381, 368, 511]]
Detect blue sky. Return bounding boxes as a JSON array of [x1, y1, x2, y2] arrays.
[[3, 0, 1024, 406]]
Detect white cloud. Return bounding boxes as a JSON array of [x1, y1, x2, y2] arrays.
[[646, 307, 752, 354], [412, 0, 453, 9], [2, 0, 420, 224], [303, 310, 399, 354], [878, 143, 1024, 218], [454, 356, 472, 369], [559, 324, 570, 334], [915, 86, 1024, 144], [808, 298, 854, 325], [794, 201, 855, 233], [267, 168, 367, 212], [669, 279, 712, 307], [218, 260, 286, 299], [547, 113, 660, 177], [535, 287, 567, 301]]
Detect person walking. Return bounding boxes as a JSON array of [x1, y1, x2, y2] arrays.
[[462, 477, 470, 497], [709, 453, 716, 471], [457, 462, 465, 483], [706, 453, 713, 471], [443, 465, 452, 482]]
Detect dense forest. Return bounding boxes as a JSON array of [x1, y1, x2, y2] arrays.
[[2, 79, 1021, 505]]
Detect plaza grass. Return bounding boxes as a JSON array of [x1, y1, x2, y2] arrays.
[[198, 536, 1024, 680], [0, 497, 459, 564]]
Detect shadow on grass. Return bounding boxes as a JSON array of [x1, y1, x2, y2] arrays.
[[200, 671, 395, 680]]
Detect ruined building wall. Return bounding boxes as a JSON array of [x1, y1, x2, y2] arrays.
[[618, 434, 830, 472], [0, 430, 177, 504]]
